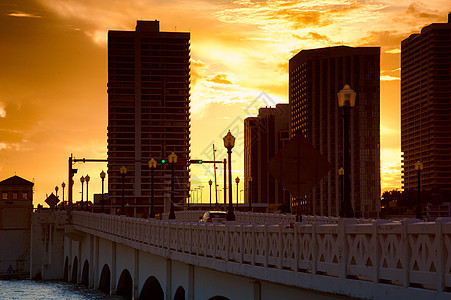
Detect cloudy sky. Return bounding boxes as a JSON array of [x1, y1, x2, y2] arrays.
[[0, 0, 450, 206]]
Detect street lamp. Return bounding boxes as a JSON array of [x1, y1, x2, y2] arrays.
[[100, 170, 106, 213], [338, 167, 344, 217], [208, 179, 213, 209], [85, 175, 90, 211], [168, 152, 177, 219], [80, 176, 85, 211], [223, 130, 236, 221], [148, 158, 157, 218], [61, 182, 66, 210], [235, 177, 240, 209], [248, 176, 252, 212], [55, 186, 59, 209], [120, 166, 127, 215], [415, 161, 423, 220], [337, 84, 356, 218]]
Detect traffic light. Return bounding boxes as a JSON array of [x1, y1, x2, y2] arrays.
[[189, 159, 203, 164], [161, 159, 166, 164]]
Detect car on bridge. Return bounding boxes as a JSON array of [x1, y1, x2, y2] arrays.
[[198, 211, 227, 223]]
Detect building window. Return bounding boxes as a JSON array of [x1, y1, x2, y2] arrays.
[[2, 193, 7, 200], [23, 192, 28, 199], [13, 193, 18, 199]]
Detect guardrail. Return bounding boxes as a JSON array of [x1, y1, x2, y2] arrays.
[[160, 210, 373, 225], [71, 211, 451, 297]]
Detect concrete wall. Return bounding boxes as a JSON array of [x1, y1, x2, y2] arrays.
[[0, 230, 30, 276], [30, 213, 65, 280]]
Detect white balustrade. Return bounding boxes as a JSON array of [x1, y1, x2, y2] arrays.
[[70, 211, 451, 294], [160, 210, 375, 225]]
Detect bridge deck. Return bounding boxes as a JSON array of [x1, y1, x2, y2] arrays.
[[67, 211, 451, 299]]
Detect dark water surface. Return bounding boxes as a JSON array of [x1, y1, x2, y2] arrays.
[[0, 280, 124, 299]]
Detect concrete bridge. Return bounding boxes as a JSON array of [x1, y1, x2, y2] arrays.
[[30, 210, 451, 299]]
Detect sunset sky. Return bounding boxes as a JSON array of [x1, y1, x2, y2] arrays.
[[1, 0, 450, 206]]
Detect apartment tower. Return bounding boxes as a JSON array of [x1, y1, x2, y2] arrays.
[[401, 13, 451, 200], [107, 21, 190, 215], [289, 46, 381, 217], [244, 104, 291, 210]]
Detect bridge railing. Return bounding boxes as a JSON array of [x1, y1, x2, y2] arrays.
[[160, 210, 374, 225], [71, 212, 451, 293]]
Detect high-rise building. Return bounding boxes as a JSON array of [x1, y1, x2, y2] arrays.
[[244, 104, 290, 209], [107, 21, 190, 215], [289, 46, 381, 217], [401, 13, 451, 200]]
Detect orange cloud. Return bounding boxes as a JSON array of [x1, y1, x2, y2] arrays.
[[406, 3, 441, 19], [8, 11, 42, 18], [208, 73, 234, 85], [385, 48, 401, 54]]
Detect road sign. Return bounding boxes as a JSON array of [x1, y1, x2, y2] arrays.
[[268, 135, 330, 198]]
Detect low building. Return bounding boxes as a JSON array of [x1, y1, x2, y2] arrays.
[[0, 175, 34, 277]]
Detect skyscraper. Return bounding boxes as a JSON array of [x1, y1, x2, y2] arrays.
[[401, 13, 451, 200], [289, 46, 381, 217], [244, 104, 290, 209], [107, 21, 190, 215]]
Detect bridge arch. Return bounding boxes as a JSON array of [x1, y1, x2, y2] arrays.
[[81, 260, 89, 286], [174, 286, 185, 300], [139, 276, 164, 300], [98, 264, 111, 294], [63, 257, 68, 282], [117, 269, 133, 299], [71, 256, 78, 283], [208, 296, 230, 300]]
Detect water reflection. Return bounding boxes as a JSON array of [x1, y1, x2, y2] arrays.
[[0, 280, 125, 299]]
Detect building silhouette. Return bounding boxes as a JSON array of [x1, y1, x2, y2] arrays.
[[244, 104, 290, 210], [401, 13, 451, 201], [0, 175, 34, 276], [289, 46, 381, 217], [107, 21, 190, 215]]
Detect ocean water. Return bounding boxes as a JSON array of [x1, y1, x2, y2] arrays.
[[0, 280, 124, 299]]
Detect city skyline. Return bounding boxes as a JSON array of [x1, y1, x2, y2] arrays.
[[1, 1, 451, 206]]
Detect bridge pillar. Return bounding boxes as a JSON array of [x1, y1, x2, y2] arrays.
[[77, 239, 82, 284], [253, 281, 261, 300], [111, 242, 117, 295], [134, 249, 139, 300], [89, 235, 94, 288], [188, 264, 194, 300], [166, 259, 172, 300], [94, 236, 99, 289]]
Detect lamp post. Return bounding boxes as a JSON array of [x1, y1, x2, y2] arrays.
[[235, 177, 240, 209], [61, 182, 65, 210], [223, 130, 236, 221], [415, 161, 423, 220], [248, 177, 252, 212], [208, 179, 213, 209], [85, 175, 90, 211], [100, 170, 106, 213], [148, 158, 157, 218], [168, 152, 177, 219], [338, 168, 344, 217], [199, 186, 204, 203], [337, 84, 356, 218], [120, 166, 127, 215], [54, 186, 59, 210], [80, 176, 85, 211]]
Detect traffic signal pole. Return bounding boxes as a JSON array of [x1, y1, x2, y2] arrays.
[[68, 156, 108, 214], [189, 159, 226, 210]]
